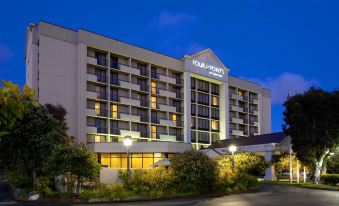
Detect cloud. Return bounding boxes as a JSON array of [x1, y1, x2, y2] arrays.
[[0, 43, 13, 61], [241, 72, 319, 105], [151, 11, 197, 29]]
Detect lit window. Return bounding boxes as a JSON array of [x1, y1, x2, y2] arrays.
[[151, 126, 157, 139], [111, 104, 118, 118], [151, 81, 157, 94], [172, 114, 177, 122], [95, 102, 101, 115], [151, 96, 157, 109], [211, 120, 219, 131], [212, 96, 219, 106], [101, 153, 111, 167]]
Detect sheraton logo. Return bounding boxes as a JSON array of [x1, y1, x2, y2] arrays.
[[192, 59, 225, 78]]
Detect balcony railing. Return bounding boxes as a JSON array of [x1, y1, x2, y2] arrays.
[[97, 127, 108, 133], [88, 54, 108, 67], [95, 108, 108, 117], [97, 92, 108, 100], [110, 128, 120, 135]]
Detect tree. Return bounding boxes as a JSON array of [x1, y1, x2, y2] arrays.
[[283, 87, 339, 183], [0, 80, 37, 137], [45, 103, 67, 123], [170, 151, 216, 193], [43, 143, 101, 193], [0, 105, 68, 183]]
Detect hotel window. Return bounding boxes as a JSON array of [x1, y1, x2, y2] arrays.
[[95, 119, 106, 133], [198, 93, 209, 105], [211, 108, 220, 120], [137, 78, 148, 91], [191, 78, 196, 89], [191, 91, 196, 102], [110, 72, 119, 85], [95, 69, 106, 83], [198, 80, 209, 92], [101, 154, 111, 167], [198, 132, 210, 143], [191, 104, 196, 115], [211, 120, 219, 131], [151, 96, 157, 109], [191, 117, 196, 129], [151, 126, 157, 139], [172, 114, 177, 122], [151, 81, 157, 94], [137, 63, 148, 76], [211, 96, 219, 107], [198, 119, 209, 131], [110, 120, 119, 135], [211, 83, 219, 95], [198, 105, 209, 118], [87, 134, 107, 143], [111, 104, 118, 118], [110, 56, 118, 69]]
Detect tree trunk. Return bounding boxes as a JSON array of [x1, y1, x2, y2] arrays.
[[76, 176, 81, 194], [313, 149, 329, 184]]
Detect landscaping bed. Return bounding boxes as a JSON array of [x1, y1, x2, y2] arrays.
[[263, 181, 339, 191]]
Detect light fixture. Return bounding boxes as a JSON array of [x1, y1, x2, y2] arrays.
[[229, 145, 237, 153], [123, 136, 132, 147]]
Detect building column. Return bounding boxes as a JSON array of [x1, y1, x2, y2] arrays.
[[219, 82, 229, 140], [264, 151, 277, 181], [183, 72, 191, 143]]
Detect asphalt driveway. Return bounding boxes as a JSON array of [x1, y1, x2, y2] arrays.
[[1, 182, 338, 206]]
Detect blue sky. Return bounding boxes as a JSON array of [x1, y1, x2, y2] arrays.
[[0, 0, 338, 132]]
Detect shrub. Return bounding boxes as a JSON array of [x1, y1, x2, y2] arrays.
[[5, 169, 32, 189], [34, 176, 54, 196], [119, 166, 174, 196], [81, 183, 130, 200], [170, 151, 216, 193], [320, 174, 339, 186], [215, 152, 265, 191]]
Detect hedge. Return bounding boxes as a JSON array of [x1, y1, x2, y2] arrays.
[[320, 174, 339, 186]]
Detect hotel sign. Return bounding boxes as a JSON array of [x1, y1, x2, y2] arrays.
[[192, 59, 225, 78]]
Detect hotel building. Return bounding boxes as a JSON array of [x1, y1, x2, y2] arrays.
[[25, 22, 271, 172]]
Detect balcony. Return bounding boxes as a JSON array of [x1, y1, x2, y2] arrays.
[[120, 130, 141, 138], [250, 98, 258, 104], [159, 119, 176, 127], [159, 89, 177, 98], [86, 91, 97, 99], [231, 129, 244, 136], [232, 118, 243, 124], [87, 126, 97, 134], [120, 113, 141, 122], [87, 55, 107, 67], [250, 120, 259, 126], [229, 93, 237, 99], [229, 104, 237, 111], [158, 75, 177, 84], [159, 134, 177, 141], [159, 104, 176, 113], [120, 97, 140, 107], [120, 81, 140, 91], [249, 109, 259, 115], [119, 64, 140, 75]]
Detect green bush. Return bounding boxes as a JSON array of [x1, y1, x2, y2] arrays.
[[81, 183, 130, 200], [215, 152, 264, 191], [119, 166, 174, 196], [5, 169, 32, 189], [171, 151, 216, 193], [320, 174, 339, 186], [34, 176, 54, 197]]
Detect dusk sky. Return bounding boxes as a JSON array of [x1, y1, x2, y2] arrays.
[[1, 0, 338, 132]]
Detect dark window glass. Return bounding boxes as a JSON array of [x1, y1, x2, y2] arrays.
[[211, 108, 220, 120], [198, 80, 209, 92], [191, 78, 196, 89], [198, 93, 209, 105], [198, 105, 209, 118], [191, 104, 196, 115], [198, 119, 209, 130], [211, 83, 219, 95], [191, 91, 196, 102]]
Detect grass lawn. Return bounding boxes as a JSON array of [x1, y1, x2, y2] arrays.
[[264, 181, 339, 191]]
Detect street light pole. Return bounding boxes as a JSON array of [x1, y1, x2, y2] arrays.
[[123, 136, 132, 177], [229, 145, 237, 171]]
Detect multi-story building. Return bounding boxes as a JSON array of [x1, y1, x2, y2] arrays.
[[25, 22, 271, 171]]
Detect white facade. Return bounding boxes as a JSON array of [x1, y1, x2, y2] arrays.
[[25, 21, 271, 156]]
